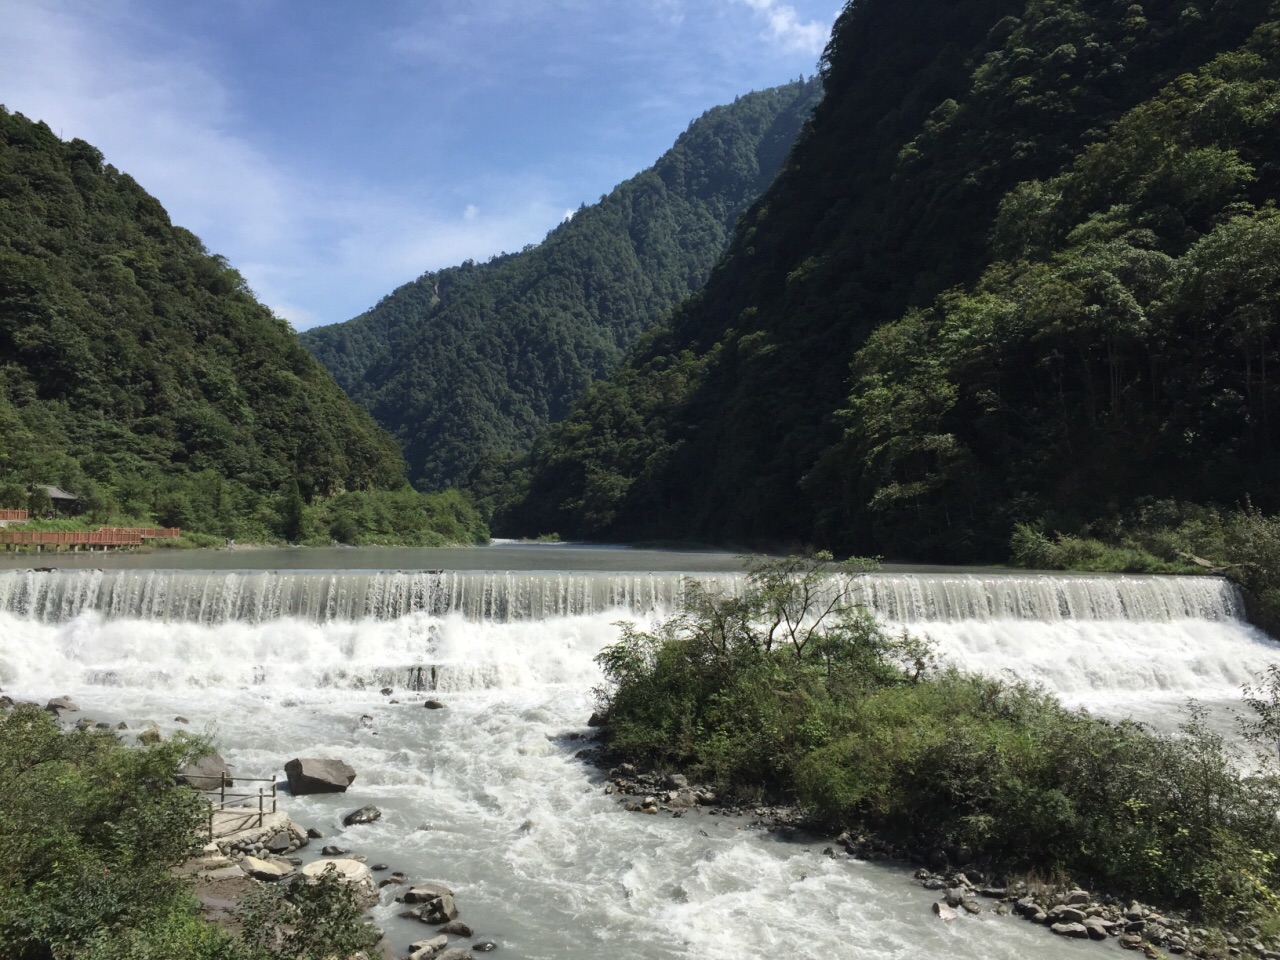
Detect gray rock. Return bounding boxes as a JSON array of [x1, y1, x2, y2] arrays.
[[264, 831, 292, 854], [380, 687, 394, 696], [299, 858, 378, 909], [932, 902, 957, 921], [424, 699, 446, 709], [408, 935, 448, 960], [359, 714, 374, 728], [241, 856, 293, 881], [961, 900, 982, 915], [1048, 905, 1087, 925], [1065, 888, 1091, 905], [1051, 922, 1090, 939], [587, 711, 606, 726], [45, 696, 78, 714], [371, 862, 388, 871], [436, 950, 472, 960], [1119, 933, 1144, 950], [664, 774, 688, 790], [322, 845, 348, 856], [1084, 918, 1111, 941], [178, 752, 235, 791], [174, 716, 189, 724], [472, 942, 498, 953], [945, 888, 967, 908], [439, 920, 474, 937], [137, 722, 163, 744], [342, 805, 381, 827], [284, 757, 356, 795], [306, 826, 323, 839], [405, 882, 455, 903], [419, 893, 458, 924]]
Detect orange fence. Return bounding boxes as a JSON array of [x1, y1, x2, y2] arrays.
[[0, 509, 28, 522], [0, 526, 180, 548], [0, 530, 143, 546], [97, 527, 181, 539]]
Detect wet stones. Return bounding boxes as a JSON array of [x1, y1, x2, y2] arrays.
[[423, 700, 446, 710], [342, 805, 382, 827], [44, 696, 78, 714], [284, 757, 357, 794]]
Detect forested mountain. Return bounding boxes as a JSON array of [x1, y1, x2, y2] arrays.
[[0, 107, 485, 544], [300, 79, 821, 491], [507, 0, 1280, 560]]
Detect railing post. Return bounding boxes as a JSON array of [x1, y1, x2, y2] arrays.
[[271, 779, 277, 814], [220, 772, 227, 807], [258, 788, 264, 828]]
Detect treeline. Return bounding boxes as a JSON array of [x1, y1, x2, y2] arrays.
[[500, 0, 1280, 565], [301, 80, 821, 491], [0, 107, 486, 545]]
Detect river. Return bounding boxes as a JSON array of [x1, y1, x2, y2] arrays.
[[0, 544, 1275, 959]]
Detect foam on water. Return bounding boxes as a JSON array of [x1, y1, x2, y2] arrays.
[[0, 566, 1275, 959]]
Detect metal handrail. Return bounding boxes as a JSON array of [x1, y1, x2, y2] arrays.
[[205, 773, 278, 838]]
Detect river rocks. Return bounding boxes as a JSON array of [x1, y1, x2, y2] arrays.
[[438, 920, 473, 937], [1120, 933, 1144, 950], [417, 893, 459, 925], [1052, 922, 1091, 939], [1047, 905, 1087, 925], [284, 757, 357, 794], [44, 695, 78, 714], [472, 941, 498, 952], [423, 700, 446, 709], [1084, 918, 1112, 941], [932, 902, 957, 921], [322, 845, 348, 856], [408, 935, 447, 959], [960, 900, 982, 915], [300, 858, 378, 908], [137, 721, 163, 744], [264, 831, 292, 854], [202, 863, 245, 881], [342, 805, 382, 826], [435, 950, 472, 960], [405, 882, 455, 903], [1065, 888, 1091, 905], [587, 711, 606, 726], [178, 752, 235, 790], [241, 855, 293, 881]]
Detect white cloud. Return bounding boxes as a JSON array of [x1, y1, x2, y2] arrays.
[[0, 2, 568, 329], [739, 0, 828, 55]]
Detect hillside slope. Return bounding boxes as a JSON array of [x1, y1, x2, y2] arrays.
[[300, 79, 820, 490], [0, 106, 483, 543], [508, 0, 1280, 557]]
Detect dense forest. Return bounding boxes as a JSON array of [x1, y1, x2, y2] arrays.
[[300, 80, 821, 492], [506, 0, 1280, 563], [0, 107, 486, 545]]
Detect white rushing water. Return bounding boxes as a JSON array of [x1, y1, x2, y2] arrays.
[[0, 565, 1275, 960]]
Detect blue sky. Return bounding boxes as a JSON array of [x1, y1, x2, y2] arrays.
[[0, 1, 838, 330]]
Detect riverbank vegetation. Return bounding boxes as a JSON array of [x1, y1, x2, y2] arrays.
[[1012, 499, 1280, 634], [0, 706, 376, 960], [0, 106, 485, 547], [595, 556, 1280, 925]]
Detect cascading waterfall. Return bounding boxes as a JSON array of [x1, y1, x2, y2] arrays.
[[0, 559, 1274, 960]]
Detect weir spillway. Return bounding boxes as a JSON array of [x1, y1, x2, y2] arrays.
[[0, 567, 1246, 624], [0, 563, 1274, 960]]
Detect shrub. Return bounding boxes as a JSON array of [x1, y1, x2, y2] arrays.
[[596, 555, 1280, 923]]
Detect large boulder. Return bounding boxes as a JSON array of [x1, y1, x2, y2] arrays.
[[300, 858, 378, 908], [241, 856, 293, 881], [45, 696, 78, 714], [178, 752, 235, 790], [284, 757, 356, 795]]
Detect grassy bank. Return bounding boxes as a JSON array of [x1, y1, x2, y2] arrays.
[[594, 555, 1280, 926], [1011, 500, 1280, 635]]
